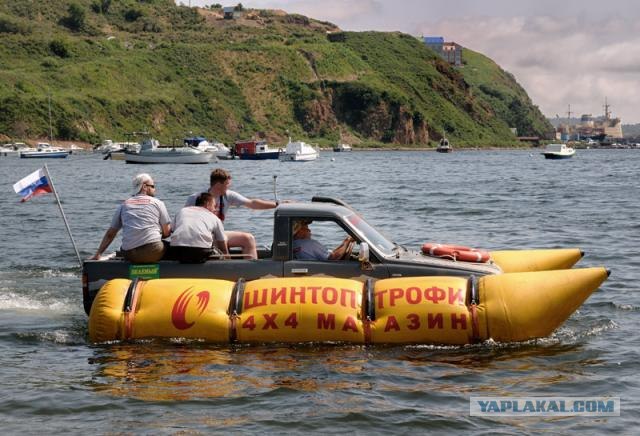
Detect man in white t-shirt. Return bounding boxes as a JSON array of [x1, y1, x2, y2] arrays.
[[291, 219, 354, 261], [185, 168, 278, 259], [91, 173, 171, 263], [171, 193, 229, 263]]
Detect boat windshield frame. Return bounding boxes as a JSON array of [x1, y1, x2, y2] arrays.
[[343, 212, 397, 256]]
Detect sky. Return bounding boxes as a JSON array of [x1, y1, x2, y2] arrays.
[[185, 0, 640, 123]]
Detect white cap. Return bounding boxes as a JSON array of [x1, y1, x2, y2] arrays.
[[132, 173, 152, 193]]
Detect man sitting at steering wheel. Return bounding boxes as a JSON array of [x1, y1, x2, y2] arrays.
[[292, 219, 354, 260]]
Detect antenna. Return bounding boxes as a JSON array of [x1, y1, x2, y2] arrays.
[[566, 104, 572, 120], [603, 97, 611, 120], [48, 94, 53, 142]]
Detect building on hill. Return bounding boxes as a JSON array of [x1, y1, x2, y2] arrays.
[[442, 42, 462, 66], [423, 36, 463, 66]]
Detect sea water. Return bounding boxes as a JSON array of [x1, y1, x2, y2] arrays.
[[0, 149, 638, 433]]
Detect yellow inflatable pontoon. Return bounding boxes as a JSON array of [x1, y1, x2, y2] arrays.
[[89, 267, 608, 345]]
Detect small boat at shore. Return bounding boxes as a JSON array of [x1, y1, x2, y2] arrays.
[[102, 142, 139, 160], [436, 137, 452, 153], [185, 136, 232, 160], [542, 143, 575, 159], [124, 138, 214, 164], [333, 143, 352, 152], [279, 139, 319, 162], [234, 139, 282, 160], [20, 143, 69, 159]]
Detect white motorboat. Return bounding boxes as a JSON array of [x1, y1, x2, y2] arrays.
[[124, 138, 214, 164], [333, 143, 352, 152], [104, 142, 140, 160], [2, 143, 35, 156], [95, 140, 119, 153], [542, 143, 575, 159], [436, 137, 452, 153], [279, 139, 319, 162], [20, 143, 70, 159], [0, 144, 18, 156], [186, 137, 232, 160]]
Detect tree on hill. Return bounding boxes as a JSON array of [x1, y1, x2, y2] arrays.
[[61, 3, 86, 32]]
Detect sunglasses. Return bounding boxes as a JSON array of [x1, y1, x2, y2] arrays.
[[145, 184, 155, 188]]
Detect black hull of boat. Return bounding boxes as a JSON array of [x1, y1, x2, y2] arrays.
[[238, 152, 281, 160], [543, 153, 573, 159]]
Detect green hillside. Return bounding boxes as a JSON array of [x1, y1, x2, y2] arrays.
[[0, 0, 553, 147]]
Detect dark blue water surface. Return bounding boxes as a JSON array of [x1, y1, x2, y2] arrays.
[[1, 149, 638, 433]]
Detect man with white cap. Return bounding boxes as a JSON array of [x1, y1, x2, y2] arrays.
[[90, 173, 171, 263]]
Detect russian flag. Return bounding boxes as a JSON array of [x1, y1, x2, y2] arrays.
[[13, 167, 52, 202]]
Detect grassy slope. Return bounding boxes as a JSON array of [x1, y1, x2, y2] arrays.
[[0, 0, 552, 146]]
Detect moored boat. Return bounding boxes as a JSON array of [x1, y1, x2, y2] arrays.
[[233, 139, 282, 160], [436, 138, 452, 153], [542, 143, 575, 159], [104, 142, 140, 160], [185, 136, 232, 160], [20, 143, 69, 159], [333, 143, 352, 152], [279, 139, 319, 162], [0, 145, 17, 156], [124, 138, 214, 164]]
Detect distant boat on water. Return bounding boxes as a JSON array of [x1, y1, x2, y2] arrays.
[[185, 136, 232, 160], [436, 137, 452, 153], [541, 143, 575, 159], [124, 138, 214, 164], [20, 143, 69, 159], [333, 143, 352, 152], [279, 139, 319, 162], [233, 139, 282, 160]]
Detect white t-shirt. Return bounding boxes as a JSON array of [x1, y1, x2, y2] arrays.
[[110, 194, 171, 251], [184, 189, 250, 222], [170, 206, 226, 248]]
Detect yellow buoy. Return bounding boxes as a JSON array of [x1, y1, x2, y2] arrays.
[[490, 248, 584, 273], [476, 267, 608, 342]]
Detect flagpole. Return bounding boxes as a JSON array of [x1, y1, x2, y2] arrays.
[[43, 164, 83, 267]]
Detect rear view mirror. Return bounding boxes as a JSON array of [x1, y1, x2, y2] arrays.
[[359, 242, 371, 270]]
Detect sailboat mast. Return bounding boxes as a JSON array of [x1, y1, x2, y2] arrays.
[[48, 95, 53, 142]]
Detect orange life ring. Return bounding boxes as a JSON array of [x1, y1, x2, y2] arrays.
[[421, 242, 491, 263]]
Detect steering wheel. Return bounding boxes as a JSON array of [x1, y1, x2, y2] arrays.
[[341, 237, 355, 260]]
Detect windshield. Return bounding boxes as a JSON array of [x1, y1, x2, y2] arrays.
[[345, 213, 396, 256]]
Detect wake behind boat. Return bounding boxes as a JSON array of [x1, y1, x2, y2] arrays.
[[124, 138, 214, 164]]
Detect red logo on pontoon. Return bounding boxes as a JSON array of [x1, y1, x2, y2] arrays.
[[171, 287, 210, 330]]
